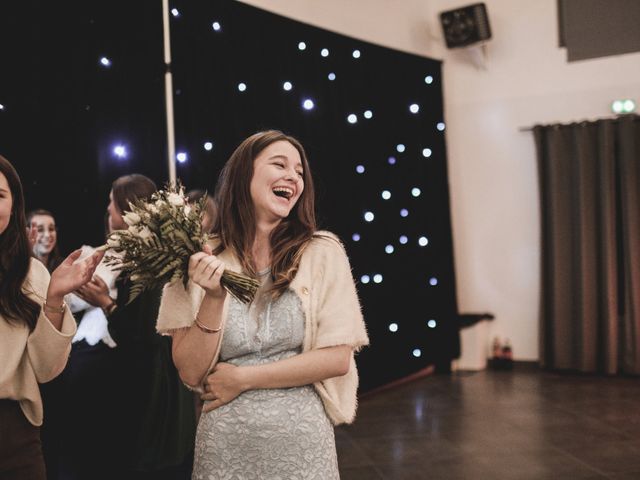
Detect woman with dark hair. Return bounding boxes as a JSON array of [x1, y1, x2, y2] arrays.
[[38, 208, 119, 479], [77, 174, 196, 480], [158, 131, 369, 478], [186, 189, 217, 234], [0, 155, 103, 480], [27, 209, 63, 273]]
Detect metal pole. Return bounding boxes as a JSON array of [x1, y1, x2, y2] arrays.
[[161, 0, 176, 184]]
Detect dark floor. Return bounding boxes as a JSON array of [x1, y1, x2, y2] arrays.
[[336, 368, 640, 480]]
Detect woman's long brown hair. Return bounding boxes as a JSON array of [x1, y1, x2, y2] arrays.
[[0, 155, 40, 330], [212, 130, 316, 297]]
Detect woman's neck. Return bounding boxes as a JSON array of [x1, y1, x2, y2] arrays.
[[252, 221, 275, 271]]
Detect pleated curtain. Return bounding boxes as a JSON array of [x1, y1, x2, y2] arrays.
[[534, 115, 640, 374]]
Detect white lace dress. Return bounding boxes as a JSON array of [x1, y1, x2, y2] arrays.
[[192, 273, 340, 480]]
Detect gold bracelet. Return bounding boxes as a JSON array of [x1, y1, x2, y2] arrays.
[[102, 299, 117, 317], [194, 318, 222, 334], [43, 300, 66, 315]]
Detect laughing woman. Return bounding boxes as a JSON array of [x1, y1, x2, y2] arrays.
[[0, 155, 103, 480], [157, 130, 369, 479]]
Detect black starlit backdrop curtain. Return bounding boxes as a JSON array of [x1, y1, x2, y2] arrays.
[[0, 0, 459, 391]]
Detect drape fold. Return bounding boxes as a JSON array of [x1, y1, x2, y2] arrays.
[[534, 115, 639, 374]]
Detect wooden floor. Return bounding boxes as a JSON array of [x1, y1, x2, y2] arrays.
[[336, 367, 640, 479]]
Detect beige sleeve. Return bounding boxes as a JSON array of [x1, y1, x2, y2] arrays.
[[313, 236, 369, 351], [308, 234, 369, 426], [22, 259, 76, 383], [156, 279, 206, 335], [27, 307, 76, 383]]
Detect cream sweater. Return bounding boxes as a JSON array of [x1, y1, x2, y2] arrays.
[[157, 231, 369, 425], [0, 259, 77, 426]]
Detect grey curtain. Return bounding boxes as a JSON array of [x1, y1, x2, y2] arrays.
[[534, 115, 640, 374]]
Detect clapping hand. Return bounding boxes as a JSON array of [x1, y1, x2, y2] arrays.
[[76, 275, 112, 309], [47, 249, 105, 300], [27, 224, 37, 251]]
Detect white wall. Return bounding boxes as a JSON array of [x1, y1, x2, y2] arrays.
[[239, 0, 640, 368]]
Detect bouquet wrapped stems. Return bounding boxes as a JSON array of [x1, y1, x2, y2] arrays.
[[220, 271, 260, 304], [100, 183, 260, 304]]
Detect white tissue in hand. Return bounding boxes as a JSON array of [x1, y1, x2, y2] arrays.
[[73, 307, 116, 347], [66, 292, 92, 313]]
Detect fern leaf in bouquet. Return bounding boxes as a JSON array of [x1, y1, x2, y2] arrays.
[[99, 183, 259, 304]]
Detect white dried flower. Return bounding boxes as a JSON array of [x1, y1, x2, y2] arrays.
[[123, 212, 141, 226], [107, 235, 121, 248], [136, 226, 152, 239], [167, 193, 184, 206], [184, 205, 191, 216]]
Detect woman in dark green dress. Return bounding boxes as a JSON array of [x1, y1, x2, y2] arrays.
[[77, 174, 196, 480]]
